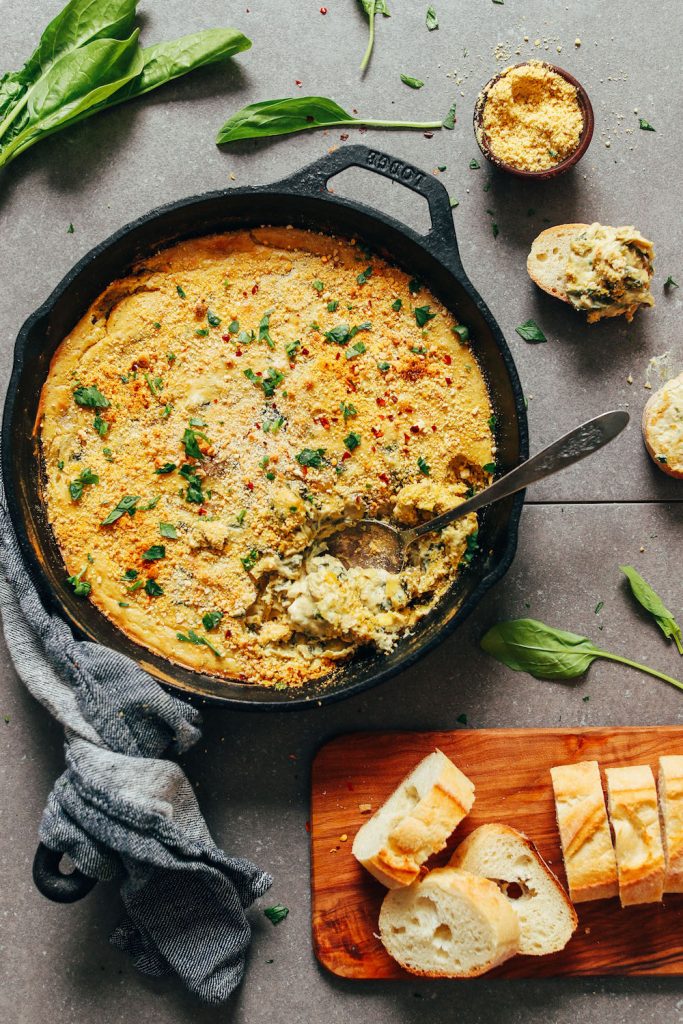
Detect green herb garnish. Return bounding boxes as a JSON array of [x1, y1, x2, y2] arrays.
[[241, 548, 261, 572], [357, 265, 373, 285], [312, 279, 324, 292], [207, 309, 221, 328], [426, 5, 438, 30], [73, 385, 109, 409], [345, 340, 366, 360], [182, 426, 209, 460], [414, 305, 436, 327], [358, 0, 390, 72], [620, 566, 682, 654], [327, 300, 339, 312], [452, 324, 469, 342], [324, 322, 372, 346], [664, 276, 679, 289], [66, 563, 91, 597], [391, 298, 402, 311], [101, 495, 140, 525], [69, 467, 99, 501], [401, 74, 424, 89], [340, 400, 357, 420], [176, 285, 187, 299], [638, 118, 655, 131], [159, 522, 178, 539], [258, 310, 275, 348], [202, 611, 224, 631], [469, 158, 480, 169], [179, 464, 205, 504], [515, 319, 547, 343], [144, 579, 163, 597], [142, 544, 165, 561], [482, 462, 496, 474], [377, 360, 390, 372], [417, 455, 430, 475], [264, 904, 289, 925], [155, 462, 177, 475], [93, 414, 108, 436], [461, 530, 479, 565], [296, 448, 326, 468], [344, 432, 361, 451]]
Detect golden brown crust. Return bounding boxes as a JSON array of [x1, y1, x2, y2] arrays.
[[550, 760, 619, 903], [642, 372, 683, 479], [605, 765, 665, 906], [658, 756, 683, 892]]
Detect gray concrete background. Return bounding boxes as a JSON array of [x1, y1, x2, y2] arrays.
[[1, 1, 682, 1022]]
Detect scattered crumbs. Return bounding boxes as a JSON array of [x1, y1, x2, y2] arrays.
[[574, 38, 582, 47], [340, 833, 348, 842], [229, 173, 236, 181], [627, 373, 633, 385], [493, 42, 512, 62], [359, 803, 373, 814], [640, 546, 645, 553], [645, 351, 674, 389]]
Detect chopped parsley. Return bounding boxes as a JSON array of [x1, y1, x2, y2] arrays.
[[449, 197, 459, 208], [414, 305, 436, 327], [258, 310, 275, 348], [180, 464, 205, 504], [323, 321, 372, 346], [408, 278, 421, 294], [452, 324, 470, 342], [417, 455, 430, 475], [595, 601, 604, 615], [93, 414, 108, 437], [67, 222, 74, 234], [482, 462, 497, 474], [228, 319, 240, 333], [122, 569, 139, 581], [469, 158, 480, 169], [340, 400, 357, 420], [73, 385, 109, 409], [410, 344, 427, 355], [176, 284, 187, 299], [69, 467, 99, 501], [312, 279, 324, 292], [426, 5, 438, 30], [488, 414, 498, 430], [461, 530, 479, 565], [400, 74, 424, 89], [182, 426, 209, 460], [344, 432, 361, 451], [144, 579, 163, 597], [142, 544, 166, 561], [237, 329, 256, 345], [296, 448, 326, 468], [241, 548, 261, 572], [664, 276, 679, 289], [356, 266, 373, 285], [492, 222, 499, 239], [638, 118, 655, 131], [515, 319, 547, 343], [159, 522, 178, 539], [57, 459, 64, 470], [345, 340, 366, 360], [391, 298, 402, 311], [155, 462, 177, 475], [442, 101, 457, 130], [101, 495, 140, 525], [176, 628, 222, 656], [244, 367, 284, 397], [144, 373, 164, 396], [195, 328, 209, 337], [207, 309, 221, 327], [202, 611, 223, 631], [377, 360, 391, 372], [66, 564, 91, 597], [103, 448, 114, 462], [327, 300, 339, 312], [285, 339, 301, 360]]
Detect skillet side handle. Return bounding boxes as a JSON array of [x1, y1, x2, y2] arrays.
[[32, 842, 97, 903], [273, 144, 463, 274]]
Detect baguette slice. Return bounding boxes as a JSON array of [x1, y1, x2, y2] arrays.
[[605, 765, 665, 906], [642, 371, 683, 479], [550, 760, 618, 903], [352, 750, 475, 889], [379, 867, 519, 977], [448, 823, 577, 955], [658, 756, 683, 892], [526, 223, 586, 303]]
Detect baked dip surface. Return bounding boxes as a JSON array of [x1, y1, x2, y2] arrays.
[[39, 228, 494, 687]]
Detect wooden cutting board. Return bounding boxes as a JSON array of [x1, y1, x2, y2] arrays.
[[310, 728, 683, 979]]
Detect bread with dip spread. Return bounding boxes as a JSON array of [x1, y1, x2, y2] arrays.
[[550, 760, 618, 903], [379, 867, 520, 977], [449, 823, 577, 955], [527, 222, 655, 323], [642, 371, 683, 478], [605, 764, 665, 906], [658, 756, 683, 892], [352, 750, 474, 889]]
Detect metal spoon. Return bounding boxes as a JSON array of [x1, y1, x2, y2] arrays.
[[327, 409, 629, 573]]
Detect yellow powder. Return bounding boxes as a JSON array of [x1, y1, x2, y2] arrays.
[[480, 61, 584, 171]]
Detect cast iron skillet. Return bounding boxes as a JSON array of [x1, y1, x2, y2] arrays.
[[6, 144, 528, 901]]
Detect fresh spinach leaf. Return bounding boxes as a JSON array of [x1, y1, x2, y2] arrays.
[[400, 75, 424, 90], [515, 319, 547, 343], [426, 5, 438, 30], [358, 0, 390, 73], [620, 566, 683, 654]]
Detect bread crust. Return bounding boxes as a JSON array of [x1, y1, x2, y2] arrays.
[[550, 761, 619, 903], [605, 765, 665, 906], [379, 867, 519, 977], [526, 223, 589, 301], [658, 756, 683, 892], [352, 750, 475, 889], [642, 372, 683, 479], [449, 823, 577, 954]]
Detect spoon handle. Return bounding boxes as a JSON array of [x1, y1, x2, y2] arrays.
[[410, 409, 629, 539]]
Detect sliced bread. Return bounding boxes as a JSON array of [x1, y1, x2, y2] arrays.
[[526, 223, 586, 303], [642, 371, 683, 479], [379, 867, 519, 977], [658, 756, 683, 892], [550, 760, 618, 903], [605, 764, 665, 906], [448, 823, 577, 955], [352, 749, 475, 889]]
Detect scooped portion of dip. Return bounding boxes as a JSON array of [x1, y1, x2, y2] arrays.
[[566, 223, 655, 323]]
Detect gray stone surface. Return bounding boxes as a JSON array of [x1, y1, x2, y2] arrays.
[[0, 2, 681, 1023]]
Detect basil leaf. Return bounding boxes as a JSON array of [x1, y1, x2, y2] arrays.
[[22, 0, 137, 83], [358, 0, 390, 73], [182, 426, 209, 460], [664, 276, 679, 289], [101, 494, 140, 525], [155, 462, 176, 474], [638, 118, 655, 131], [515, 319, 547, 343], [202, 610, 223, 631], [144, 579, 163, 597], [216, 95, 447, 145], [417, 455, 430, 475], [426, 6, 439, 30], [401, 75, 424, 90], [414, 305, 436, 327], [296, 448, 326, 468], [142, 544, 165, 561], [159, 522, 178, 539], [73, 384, 109, 408], [264, 904, 289, 925], [344, 432, 361, 451], [442, 101, 457, 130], [620, 566, 683, 654]]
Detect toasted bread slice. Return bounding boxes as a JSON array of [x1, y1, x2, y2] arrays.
[[658, 756, 683, 892], [605, 765, 665, 906], [642, 371, 683, 478], [550, 761, 618, 903], [352, 750, 475, 889], [379, 867, 519, 977], [526, 223, 587, 303], [448, 823, 577, 955]]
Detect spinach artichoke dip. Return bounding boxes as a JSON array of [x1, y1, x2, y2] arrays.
[[39, 228, 494, 688]]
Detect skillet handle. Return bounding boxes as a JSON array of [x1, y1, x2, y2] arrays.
[[274, 144, 463, 273], [32, 842, 97, 903]]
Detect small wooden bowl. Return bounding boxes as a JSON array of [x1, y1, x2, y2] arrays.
[[473, 62, 594, 180]]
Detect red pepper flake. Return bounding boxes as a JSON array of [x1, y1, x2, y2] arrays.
[[222, 334, 231, 342], [335, 351, 341, 360], [242, 290, 248, 298], [235, 348, 242, 356], [295, 80, 302, 87], [198, 507, 207, 516], [378, 473, 390, 484], [404, 433, 410, 444], [444, 353, 452, 365], [341, 450, 351, 461], [246, 481, 254, 491], [305, 820, 311, 832], [432, 424, 437, 432], [320, 6, 327, 12], [301, 347, 310, 356], [224, 629, 232, 638], [318, 416, 330, 429], [410, 424, 420, 434], [255, 423, 261, 429], [445, 376, 452, 386], [251, 284, 259, 294], [340, 133, 349, 141], [423, 131, 434, 139], [371, 426, 383, 438], [376, 397, 386, 407]]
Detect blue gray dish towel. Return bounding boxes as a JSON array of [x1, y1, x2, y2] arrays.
[[0, 491, 272, 1003]]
